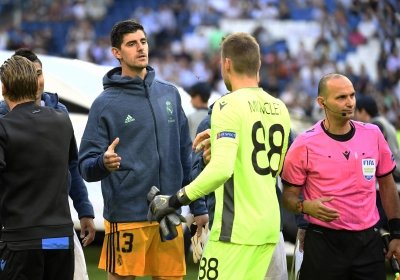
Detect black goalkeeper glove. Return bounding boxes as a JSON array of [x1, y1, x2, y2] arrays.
[[158, 214, 186, 242], [147, 194, 177, 223], [147, 186, 186, 242]]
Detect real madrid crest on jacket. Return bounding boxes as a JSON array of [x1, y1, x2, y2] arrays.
[[166, 101, 175, 123]]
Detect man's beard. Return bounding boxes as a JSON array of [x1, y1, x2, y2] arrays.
[[224, 80, 232, 92]]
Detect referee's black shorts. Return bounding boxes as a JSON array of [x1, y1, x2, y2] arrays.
[[299, 223, 386, 280], [0, 237, 74, 280]]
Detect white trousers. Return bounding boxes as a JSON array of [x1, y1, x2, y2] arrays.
[[264, 232, 288, 280], [73, 230, 89, 280]]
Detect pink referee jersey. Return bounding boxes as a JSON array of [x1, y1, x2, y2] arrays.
[[281, 120, 396, 230]]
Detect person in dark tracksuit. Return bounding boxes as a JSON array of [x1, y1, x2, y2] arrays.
[[0, 55, 76, 279], [0, 48, 96, 280]]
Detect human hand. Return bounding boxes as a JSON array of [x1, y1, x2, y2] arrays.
[[186, 214, 209, 263], [303, 197, 340, 222], [386, 238, 400, 262], [147, 194, 178, 223], [382, 233, 400, 279], [201, 139, 211, 164], [79, 217, 96, 247], [146, 186, 186, 241], [158, 213, 186, 242], [194, 214, 209, 237], [103, 137, 121, 172], [297, 228, 306, 252], [193, 129, 211, 152]]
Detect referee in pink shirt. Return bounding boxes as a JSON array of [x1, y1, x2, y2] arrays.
[[281, 73, 400, 280]]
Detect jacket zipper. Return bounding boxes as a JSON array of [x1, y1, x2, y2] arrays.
[[144, 81, 162, 190]]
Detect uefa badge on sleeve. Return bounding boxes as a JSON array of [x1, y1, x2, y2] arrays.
[[362, 158, 376, 181], [216, 131, 236, 139]]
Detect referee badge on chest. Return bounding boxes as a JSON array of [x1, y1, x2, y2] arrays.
[[362, 158, 376, 180]]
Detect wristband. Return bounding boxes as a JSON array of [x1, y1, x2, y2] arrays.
[[388, 218, 400, 239], [177, 188, 192, 206], [297, 199, 305, 214], [169, 194, 183, 209]]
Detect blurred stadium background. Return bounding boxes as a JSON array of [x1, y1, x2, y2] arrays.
[[0, 0, 399, 278], [1, 0, 399, 127]]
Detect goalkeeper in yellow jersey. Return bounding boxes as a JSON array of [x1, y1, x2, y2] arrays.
[[148, 32, 291, 280]]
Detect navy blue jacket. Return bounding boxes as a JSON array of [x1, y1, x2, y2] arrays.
[[78, 66, 207, 222], [0, 92, 94, 220], [190, 105, 215, 228]]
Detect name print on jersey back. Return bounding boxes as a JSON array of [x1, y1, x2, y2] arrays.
[[248, 100, 282, 115], [245, 99, 287, 178], [200, 87, 290, 250]]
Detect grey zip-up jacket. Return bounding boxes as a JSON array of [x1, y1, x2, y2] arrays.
[[78, 66, 207, 222]]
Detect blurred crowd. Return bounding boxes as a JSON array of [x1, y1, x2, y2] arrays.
[[0, 0, 400, 127]]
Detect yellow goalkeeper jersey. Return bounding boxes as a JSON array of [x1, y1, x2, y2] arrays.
[[185, 87, 291, 245]]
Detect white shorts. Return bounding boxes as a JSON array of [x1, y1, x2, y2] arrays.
[[73, 230, 89, 280], [264, 231, 288, 280]]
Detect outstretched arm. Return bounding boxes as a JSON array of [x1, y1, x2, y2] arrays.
[[282, 184, 340, 222]]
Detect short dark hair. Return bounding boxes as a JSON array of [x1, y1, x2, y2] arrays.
[[220, 32, 260, 77], [13, 48, 42, 67], [0, 55, 38, 102], [109, 20, 146, 49], [187, 82, 211, 103], [356, 95, 378, 117]]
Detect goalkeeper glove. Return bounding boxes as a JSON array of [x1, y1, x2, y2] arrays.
[[158, 213, 186, 242], [147, 186, 186, 242], [185, 214, 209, 263], [147, 186, 177, 223]]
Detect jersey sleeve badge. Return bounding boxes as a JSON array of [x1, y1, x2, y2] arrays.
[[217, 131, 236, 139]]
